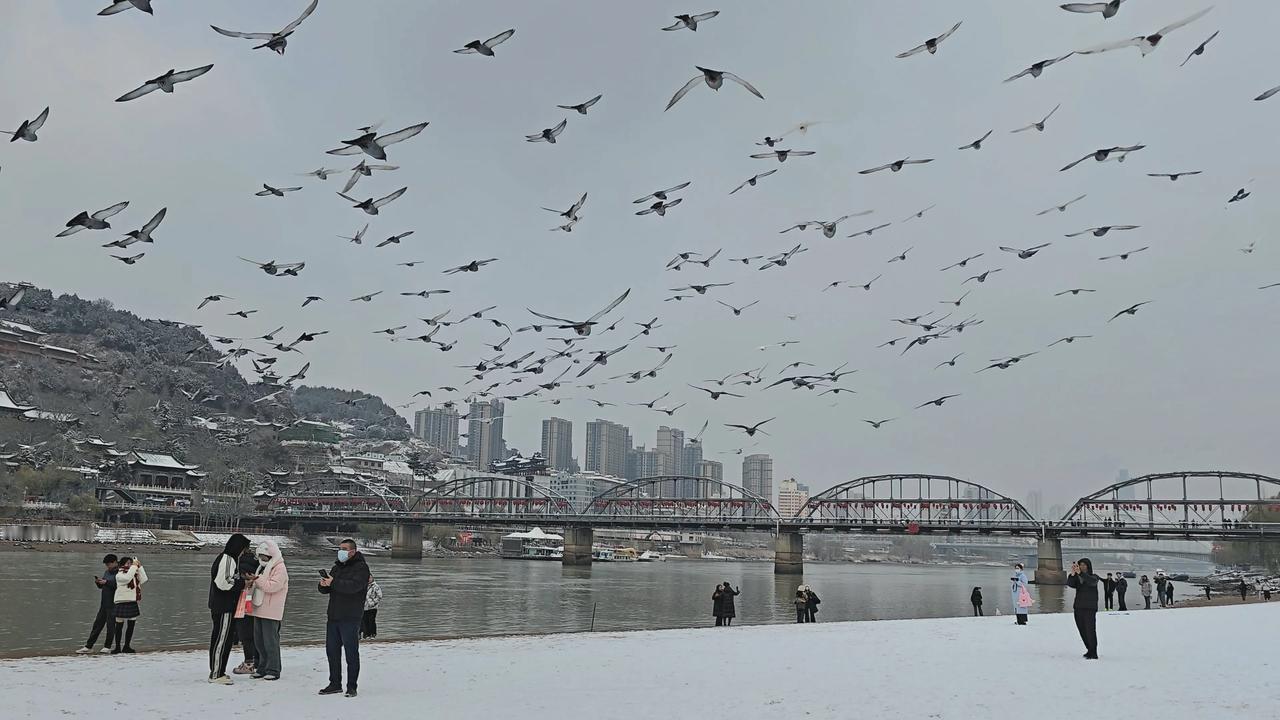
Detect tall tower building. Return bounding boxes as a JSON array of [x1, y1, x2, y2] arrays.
[[540, 417, 574, 472], [777, 478, 810, 518], [657, 426, 685, 475], [742, 453, 774, 504], [585, 419, 631, 478], [696, 458, 724, 498], [414, 406, 460, 456], [467, 399, 505, 471], [627, 445, 668, 479]]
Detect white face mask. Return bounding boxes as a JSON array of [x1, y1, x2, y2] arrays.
[[337, 549, 350, 563]]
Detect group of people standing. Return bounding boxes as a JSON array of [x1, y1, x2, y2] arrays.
[[1101, 572, 1129, 611], [711, 581, 740, 626], [1139, 573, 1176, 608], [207, 534, 289, 684], [76, 554, 147, 655], [793, 585, 821, 623]]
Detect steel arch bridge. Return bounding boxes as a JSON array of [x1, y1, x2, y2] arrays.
[[404, 475, 574, 520], [1057, 471, 1280, 538], [266, 475, 407, 513], [793, 474, 1040, 534], [580, 475, 779, 528]]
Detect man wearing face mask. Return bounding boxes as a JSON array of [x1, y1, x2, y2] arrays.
[[318, 538, 370, 698]]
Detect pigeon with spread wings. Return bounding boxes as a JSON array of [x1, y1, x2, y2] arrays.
[[666, 66, 764, 111], [896, 21, 962, 58], [337, 187, 407, 215], [557, 94, 602, 115], [116, 65, 214, 102], [455, 29, 516, 56], [326, 121, 429, 161], [1060, 1, 1125, 18], [56, 201, 128, 236], [3, 107, 49, 143], [1060, 145, 1144, 171], [662, 12, 719, 31], [528, 289, 630, 336], [1077, 7, 1212, 56], [210, 0, 318, 54]]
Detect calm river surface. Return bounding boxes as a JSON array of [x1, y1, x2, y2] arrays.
[[5, 552, 1211, 656]]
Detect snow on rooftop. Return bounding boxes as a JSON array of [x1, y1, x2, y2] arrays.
[[503, 527, 564, 541], [129, 451, 198, 470], [6, 604, 1277, 718], [0, 390, 35, 411]]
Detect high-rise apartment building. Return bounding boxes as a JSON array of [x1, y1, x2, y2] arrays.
[[696, 459, 723, 481], [657, 426, 685, 475], [585, 419, 631, 478], [413, 406, 460, 457], [540, 417, 574, 472], [777, 478, 810, 518], [1025, 490, 1043, 519], [627, 445, 668, 479], [742, 453, 774, 503], [467, 399, 505, 471]]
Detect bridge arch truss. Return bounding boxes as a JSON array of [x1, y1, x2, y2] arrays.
[[406, 475, 574, 520], [580, 476, 779, 526], [267, 475, 406, 513], [795, 474, 1039, 532], [1059, 471, 1280, 535]]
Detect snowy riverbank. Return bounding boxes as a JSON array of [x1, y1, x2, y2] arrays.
[[10, 604, 1278, 719]]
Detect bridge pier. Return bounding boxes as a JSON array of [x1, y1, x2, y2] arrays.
[[1034, 536, 1067, 585], [774, 529, 804, 575], [391, 523, 424, 559], [563, 526, 594, 566]]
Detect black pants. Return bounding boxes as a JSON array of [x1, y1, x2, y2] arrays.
[[361, 609, 378, 639], [1117, 591, 1127, 611], [237, 616, 257, 665], [1104, 592, 1113, 610], [972, 602, 983, 616], [796, 608, 805, 623], [714, 616, 723, 627], [209, 611, 236, 679], [1073, 609, 1098, 657], [326, 620, 361, 691], [1144, 596, 1151, 609], [805, 607, 817, 623], [1241, 590, 1248, 601], [1016, 612, 1028, 625], [86, 606, 112, 648]]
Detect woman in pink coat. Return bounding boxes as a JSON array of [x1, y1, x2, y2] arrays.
[[248, 540, 289, 680]]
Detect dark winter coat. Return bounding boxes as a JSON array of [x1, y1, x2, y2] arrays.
[[319, 552, 371, 622], [99, 568, 119, 609], [719, 586, 740, 618], [1116, 576, 1128, 594], [1067, 567, 1100, 611], [208, 535, 252, 614], [712, 588, 724, 618], [1103, 577, 1116, 595], [805, 591, 821, 614], [970, 588, 983, 605]]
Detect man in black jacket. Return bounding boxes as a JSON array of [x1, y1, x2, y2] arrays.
[[77, 554, 119, 654], [319, 538, 370, 698], [1115, 573, 1128, 611], [1067, 557, 1100, 659], [1102, 572, 1116, 610]]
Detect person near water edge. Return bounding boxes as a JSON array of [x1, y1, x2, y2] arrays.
[[77, 554, 119, 654], [110, 555, 146, 654], [793, 590, 807, 623], [718, 580, 741, 627], [248, 539, 289, 681], [970, 586, 983, 617], [1067, 557, 1100, 659], [362, 574, 383, 640], [1103, 572, 1116, 611], [1010, 563, 1031, 625], [208, 533, 251, 685], [804, 585, 821, 623], [712, 583, 725, 627], [318, 538, 370, 698]]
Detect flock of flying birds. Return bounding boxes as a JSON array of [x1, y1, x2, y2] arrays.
[[5, 1, 1280, 459]]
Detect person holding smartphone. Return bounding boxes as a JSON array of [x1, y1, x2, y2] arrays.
[[1066, 557, 1100, 659], [208, 533, 251, 685], [76, 554, 119, 654], [318, 538, 370, 698], [718, 580, 741, 627]]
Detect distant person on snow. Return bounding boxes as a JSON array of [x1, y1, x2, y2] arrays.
[[712, 584, 725, 627], [1115, 573, 1128, 611], [362, 574, 383, 639], [794, 590, 807, 623], [971, 586, 983, 616], [77, 554, 120, 654], [1155, 574, 1168, 607], [208, 533, 251, 684], [1011, 563, 1031, 625], [1239, 579, 1248, 602], [1204, 585, 1212, 600], [1103, 572, 1116, 611], [1139, 575, 1153, 609], [719, 580, 741, 627], [111, 555, 147, 654], [1067, 557, 1100, 659], [1164, 580, 1175, 607], [804, 586, 821, 623]]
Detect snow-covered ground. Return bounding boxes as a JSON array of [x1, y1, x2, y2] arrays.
[[9, 604, 1277, 719]]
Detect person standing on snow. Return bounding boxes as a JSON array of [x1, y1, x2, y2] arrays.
[[77, 554, 120, 654], [1239, 579, 1248, 602], [111, 556, 147, 654], [1103, 573, 1116, 611], [1139, 575, 1153, 609], [248, 539, 288, 681], [712, 583, 725, 627], [719, 580, 741, 627], [361, 574, 383, 639], [1011, 563, 1031, 625], [971, 586, 984, 616], [804, 586, 821, 623], [794, 590, 807, 623], [1067, 557, 1100, 659], [208, 533, 251, 685], [1115, 573, 1128, 611], [232, 547, 260, 676], [318, 538, 370, 698]]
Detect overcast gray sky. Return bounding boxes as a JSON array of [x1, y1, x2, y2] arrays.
[[3, 0, 1278, 509]]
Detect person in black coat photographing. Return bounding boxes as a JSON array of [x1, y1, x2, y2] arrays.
[[318, 538, 370, 698], [1067, 557, 1100, 659]]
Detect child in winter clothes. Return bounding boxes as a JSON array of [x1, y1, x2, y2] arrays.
[[361, 575, 383, 639], [112, 556, 147, 653]]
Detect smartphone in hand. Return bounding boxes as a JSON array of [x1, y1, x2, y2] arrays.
[[318, 569, 330, 578]]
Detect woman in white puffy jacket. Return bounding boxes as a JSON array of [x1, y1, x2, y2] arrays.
[[111, 556, 148, 653]]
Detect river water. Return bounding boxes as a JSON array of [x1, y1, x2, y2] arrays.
[[6, 552, 1211, 656]]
